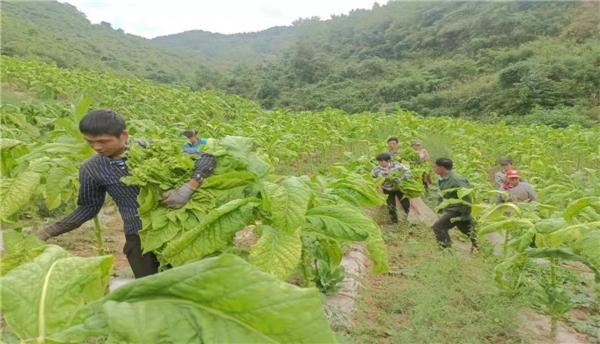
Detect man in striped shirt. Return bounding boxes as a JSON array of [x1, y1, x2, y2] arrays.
[[36, 110, 216, 278], [371, 152, 412, 224]]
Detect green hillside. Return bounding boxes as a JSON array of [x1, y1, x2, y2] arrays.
[[2, 1, 598, 125], [187, 1, 599, 124], [0, 1, 220, 88], [153, 26, 296, 68]]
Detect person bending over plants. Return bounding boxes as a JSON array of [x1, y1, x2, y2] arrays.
[[371, 152, 412, 224], [36, 109, 216, 278], [182, 129, 208, 154]]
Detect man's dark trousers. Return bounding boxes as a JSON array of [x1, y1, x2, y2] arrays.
[[383, 189, 410, 224], [432, 210, 477, 248], [124, 234, 159, 278]]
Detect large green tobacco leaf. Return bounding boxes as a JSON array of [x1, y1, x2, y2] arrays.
[[303, 205, 388, 273], [218, 136, 270, 177], [564, 196, 600, 223], [138, 190, 216, 253], [539, 221, 600, 247], [434, 198, 471, 212], [72, 95, 93, 122], [139, 209, 182, 253], [59, 254, 337, 344], [249, 225, 302, 279], [330, 175, 384, 207], [534, 218, 567, 234], [213, 184, 255, 205], [0, 171, 41, 221], [478, 218, 535, 235], [262, 177, 312, 233], [364, 222, 390, 274], [0, 138, 29, 178], [121, 142, 196, 190], [303, 205, 371, 241], [479, 203, 522, 222], [0, 231, 46, 275], [206, 153, 250, 175], [44, 166, 75, 210], [162, 198, 259, 266], [136, 185, 160, 215], [571, 230, 600, 277], [396, 176, 425, 198], [0, 245, 112, 343], [202, 171, 256, 189]]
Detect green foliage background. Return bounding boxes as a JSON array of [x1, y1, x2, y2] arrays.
[[2, 1, 598, 125]]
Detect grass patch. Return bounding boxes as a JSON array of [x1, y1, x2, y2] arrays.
[[339, 219, 527, 343]]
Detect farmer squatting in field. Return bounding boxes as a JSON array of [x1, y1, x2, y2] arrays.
[[35, 110, 216, 278]]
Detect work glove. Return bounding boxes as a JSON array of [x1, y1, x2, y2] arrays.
[[161, 184, 195, 209], [35, 224, 61, 241]]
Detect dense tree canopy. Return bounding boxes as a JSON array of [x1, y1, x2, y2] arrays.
[[2, 1, 598, 125]]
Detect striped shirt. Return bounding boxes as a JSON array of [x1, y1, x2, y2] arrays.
[[51, 152, 216, 236], [371, 162, 412, 191]]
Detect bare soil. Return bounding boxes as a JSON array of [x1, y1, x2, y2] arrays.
[[48, 205, 131, 277]]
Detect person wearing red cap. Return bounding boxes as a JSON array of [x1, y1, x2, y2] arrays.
[[505, 170, 537, 203]]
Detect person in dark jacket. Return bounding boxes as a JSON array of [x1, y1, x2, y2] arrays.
[[431, 158, 477, 249], [36, 110, 216, 278]]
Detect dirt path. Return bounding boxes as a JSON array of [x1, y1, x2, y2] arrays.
[[325, 244, 370, 328], [49, 205, 131, 277], [518, 309, 594, 344]]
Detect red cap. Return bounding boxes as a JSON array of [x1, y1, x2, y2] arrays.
[[506, 170, 520, 179]]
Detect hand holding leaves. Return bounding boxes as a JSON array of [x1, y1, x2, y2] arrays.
[[161, 184, 196, 209]]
